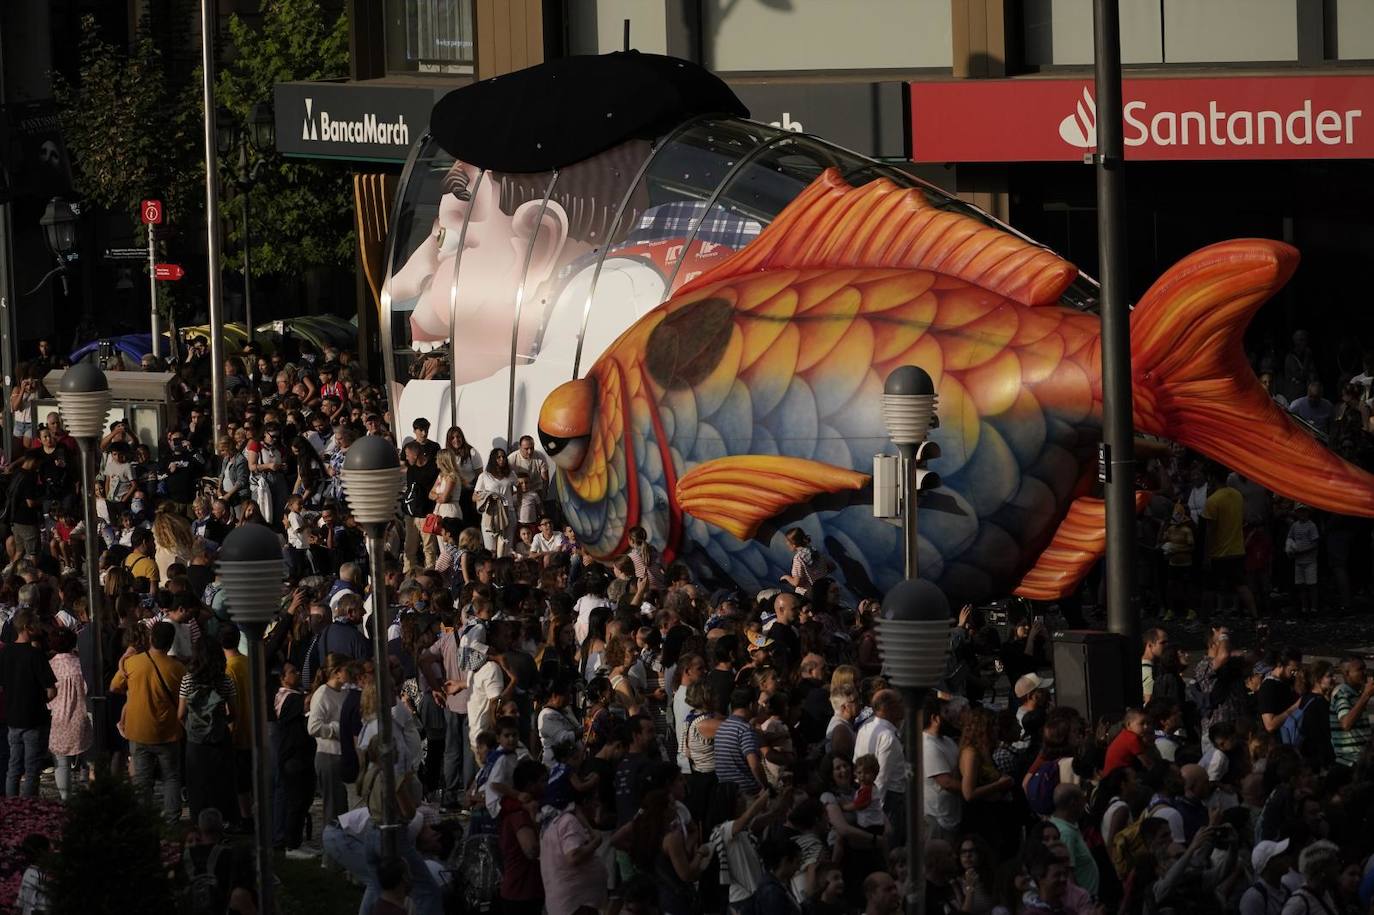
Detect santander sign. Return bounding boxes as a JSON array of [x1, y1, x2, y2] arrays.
[[910, 75, 1374, 162]]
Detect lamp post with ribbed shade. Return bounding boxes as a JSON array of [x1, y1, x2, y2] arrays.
[[217, 523, 284, 915], [56, 363, 112, 759], [880, 365, 946, 915], [341, 434, 404, 858], [877, 579, 951, 915]]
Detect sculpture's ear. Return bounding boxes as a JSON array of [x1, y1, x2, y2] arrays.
[[511, 198, 570, 289]]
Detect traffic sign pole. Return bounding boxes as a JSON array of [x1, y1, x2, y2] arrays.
[[142, 199, 164, 360], [148, 223, 160, 358]]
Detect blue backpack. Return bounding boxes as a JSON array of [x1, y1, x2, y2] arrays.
[[1280, 695, 1315, 746], [1025, 757, 1063, 816]]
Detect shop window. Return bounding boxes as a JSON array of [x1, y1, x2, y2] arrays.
[[386, 0, 475, 74]]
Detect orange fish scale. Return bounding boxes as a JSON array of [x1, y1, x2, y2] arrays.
[[962, 349, 1022, 417], [1033, 359, 1093, 424], [936, 374, 981, 456], [737, 288, 799, 371], [853, 272, 938, 313], [878, 332, 945, 390], [804, 320, 875, 407], [1009, 306, 1065, 347], [1018, 331, 1065, 384], [932, 285, 1002, 329], [870, 292, 937, 362], [734, 270, 800, 311], [795, 286, 862, 373], [667, 279, 737, 315], [940, 303, 1020, 371], [792, 269, 867, 312]]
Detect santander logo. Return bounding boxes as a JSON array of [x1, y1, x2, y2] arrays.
[[1058, 85, 1362, 151], [1059, 88, 1097, 148]]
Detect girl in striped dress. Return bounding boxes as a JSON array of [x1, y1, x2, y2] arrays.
[[627, 526, 666, 600], [780, 528, 832, 594]]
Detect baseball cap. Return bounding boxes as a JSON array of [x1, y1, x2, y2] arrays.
[[748, 632, 774, 651], [1251, 838, 1289, 875], [1014, 673, 1053, 699], [1253, 661, 1275, 678]]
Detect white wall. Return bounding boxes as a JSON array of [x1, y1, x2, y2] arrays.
[[704, 0, 951, 71], [1332, 0, 1374, 59], [1163, 0, 1297, 62], [1022, 0, 1164, 65]]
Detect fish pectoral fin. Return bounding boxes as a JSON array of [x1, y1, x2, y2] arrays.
[[676, 456, 869, 542], [1013, 492, 1151, 601]]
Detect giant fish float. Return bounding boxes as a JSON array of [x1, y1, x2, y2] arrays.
[[538, 169, 1374, 602], [379, 52, 1374, 604]]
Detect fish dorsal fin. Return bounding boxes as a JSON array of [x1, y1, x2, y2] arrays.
[[676, 168, 1077, 306]]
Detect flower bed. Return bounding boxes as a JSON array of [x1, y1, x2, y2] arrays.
[[0, 797, 66, 914]]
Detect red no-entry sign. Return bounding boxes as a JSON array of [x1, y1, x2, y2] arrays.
[[141, 199, 163, 225], [154, 263, 185, 281]]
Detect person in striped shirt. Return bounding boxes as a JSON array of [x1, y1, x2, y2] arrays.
[[714, 686, 766, 796], [1330, 656, 1374, 769]]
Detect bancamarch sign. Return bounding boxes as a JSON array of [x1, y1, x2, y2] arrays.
[[274, 80, 457, 161]]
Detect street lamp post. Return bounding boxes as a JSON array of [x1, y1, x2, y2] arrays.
[[199, 0, 227, 434], [219, 103, 275, 344], [216, 523, 285, 915], [878, 364, 945, 915], [881, 366, 941, 580], [876, 580, 952, 915], [341, 435, 405, 858], [55, 363, 112, 762]]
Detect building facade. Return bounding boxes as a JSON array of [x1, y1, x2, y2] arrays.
[[278, 0, 1374, 370]]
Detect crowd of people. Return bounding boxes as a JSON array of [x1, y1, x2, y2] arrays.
[[0, 329, 1372, 915]]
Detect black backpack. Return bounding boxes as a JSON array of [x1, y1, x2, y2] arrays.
[[181, 844, 225, 914], [185, 684, 230, 745]]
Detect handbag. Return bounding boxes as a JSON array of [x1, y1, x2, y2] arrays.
[[422, 513, 442, 535]]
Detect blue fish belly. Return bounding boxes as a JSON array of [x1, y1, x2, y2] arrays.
[[663, 358, 1099, 603]]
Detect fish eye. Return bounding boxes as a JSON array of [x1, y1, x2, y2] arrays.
[[542, 433, 589, 471]]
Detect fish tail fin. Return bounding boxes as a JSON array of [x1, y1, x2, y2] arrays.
[[1132, 239, 1374, 517]]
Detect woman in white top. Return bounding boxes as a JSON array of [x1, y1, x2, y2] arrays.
[[1094, 766, 1137, 846], [430, 450, 464, 523], [306, 654, 352, 825], [445, 426, 484, 526], [604, 636, 643, 716], [537, 683, 581, 765], [473, 447, 516, 556], [151, 508, 195, 585]]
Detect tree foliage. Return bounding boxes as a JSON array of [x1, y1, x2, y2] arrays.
[[217, 0, 355, 275], [52, 12, 205, 235], [54, 0, 356, 289]]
